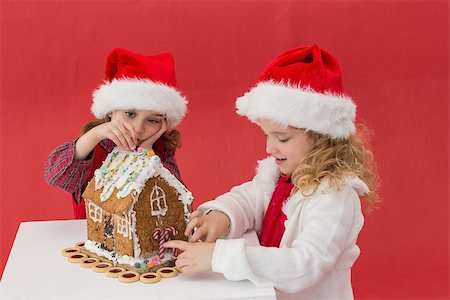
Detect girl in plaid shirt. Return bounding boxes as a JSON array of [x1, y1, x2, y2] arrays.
[[44, 48, 188, 219]]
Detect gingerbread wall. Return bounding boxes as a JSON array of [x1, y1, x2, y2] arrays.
[[134, 177, 188, 256]]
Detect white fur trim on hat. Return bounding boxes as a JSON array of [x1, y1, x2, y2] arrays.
[[91, 78, 187, 128], [236, 81, 356, 139]]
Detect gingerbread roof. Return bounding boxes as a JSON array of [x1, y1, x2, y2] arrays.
[[83, 147, 192, 218]]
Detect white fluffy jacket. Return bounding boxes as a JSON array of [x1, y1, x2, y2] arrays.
[[198, 157, 368, 300]]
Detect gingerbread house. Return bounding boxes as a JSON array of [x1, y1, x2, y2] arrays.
[[82, 147, 193, 268]]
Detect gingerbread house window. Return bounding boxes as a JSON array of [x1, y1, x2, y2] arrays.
[[150, 182, 168, 217], [88, 202, 102, 223], [116, 216, 130, 239]]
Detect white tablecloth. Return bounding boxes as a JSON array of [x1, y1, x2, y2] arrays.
[[0, 220, 275, 300]]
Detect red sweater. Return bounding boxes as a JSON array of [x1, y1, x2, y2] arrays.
[[259, 175, 294, 247]]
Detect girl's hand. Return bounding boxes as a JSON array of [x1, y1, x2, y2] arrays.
[[163, 240, 215, 274], [93, 119, 138, 151], [185, 210, 230, 243], [138, 118, 168, 150]]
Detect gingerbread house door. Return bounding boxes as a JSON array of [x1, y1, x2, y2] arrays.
[[103, 214, 114, 251]]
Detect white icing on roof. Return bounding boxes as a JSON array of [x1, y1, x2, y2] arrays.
[[94, 148, 160, 201], [93, 147, 193, 222]]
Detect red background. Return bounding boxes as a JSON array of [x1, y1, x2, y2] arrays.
[[1, 1, 448, 298]]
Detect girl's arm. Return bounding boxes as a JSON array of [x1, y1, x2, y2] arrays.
[[202, 180, 263, 238], [75, 118, 141, 160], [190, 157, 277, 242], [210, 188, 363, 293], [185, 178, 264, 243], [73, 127, 104, 160], [167, 185, 363, 294], [44, 140, 96, 195], [44, 118, 141, 193]]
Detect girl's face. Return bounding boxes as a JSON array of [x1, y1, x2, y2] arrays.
[[110, 109, 164, 145], [259, 119, 313, 176]]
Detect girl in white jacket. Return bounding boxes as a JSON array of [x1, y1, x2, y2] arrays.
[[165, 44, 379, 299]]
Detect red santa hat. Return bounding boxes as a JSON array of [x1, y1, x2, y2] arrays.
[[236, 44, 356, 139], [91, 48, 187, 129]]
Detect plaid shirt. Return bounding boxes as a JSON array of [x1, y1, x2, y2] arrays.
[[44, 138, 183, 218]]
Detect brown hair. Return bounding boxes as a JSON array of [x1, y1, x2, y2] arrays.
[[291, 124, 380, 212], [80, 117, 181, 152]]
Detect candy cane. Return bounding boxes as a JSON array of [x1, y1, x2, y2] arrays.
[[163, 226, 178, 241], [163, 226, 179, 256], [173, 248, 182, 257], [152, 228, 165, 259]]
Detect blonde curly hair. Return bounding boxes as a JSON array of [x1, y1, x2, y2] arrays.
[[291, 124, 380, 212]]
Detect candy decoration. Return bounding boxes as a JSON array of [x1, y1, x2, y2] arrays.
[[137, 147, 155, 157], [163, 226, 179, 256], [152, 228, 164, 259], [152, 226, 178, 259]]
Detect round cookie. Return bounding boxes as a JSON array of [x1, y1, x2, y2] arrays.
[[105, 267, 126, 278], [80, 258, 99, 268], [140, 272, 161, 284], [156, 267, 178, 278], [61, 247, 80, 257], [67, 253, 88, 263], [118, 271, 140, 283], [92, 262, 113, 273], [75, 241, 85, 249]]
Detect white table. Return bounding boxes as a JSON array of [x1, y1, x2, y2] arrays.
[[0, 220, 275, 300]]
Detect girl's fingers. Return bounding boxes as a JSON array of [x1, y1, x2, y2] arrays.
[[121, 122, 138, 145], [185, 217, 201, 236], [189, 210, 202, 219], [185, 210, 202, 235], [175, 260, 190, 274], [174, 254, 193, 274], [177, 265, 192, 274], [109, 127, 129, 150], [115, 123, 136, 150], [163, 240, 189, 251], [175, 257, 187, 268], [189, 226, 206, 243]]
